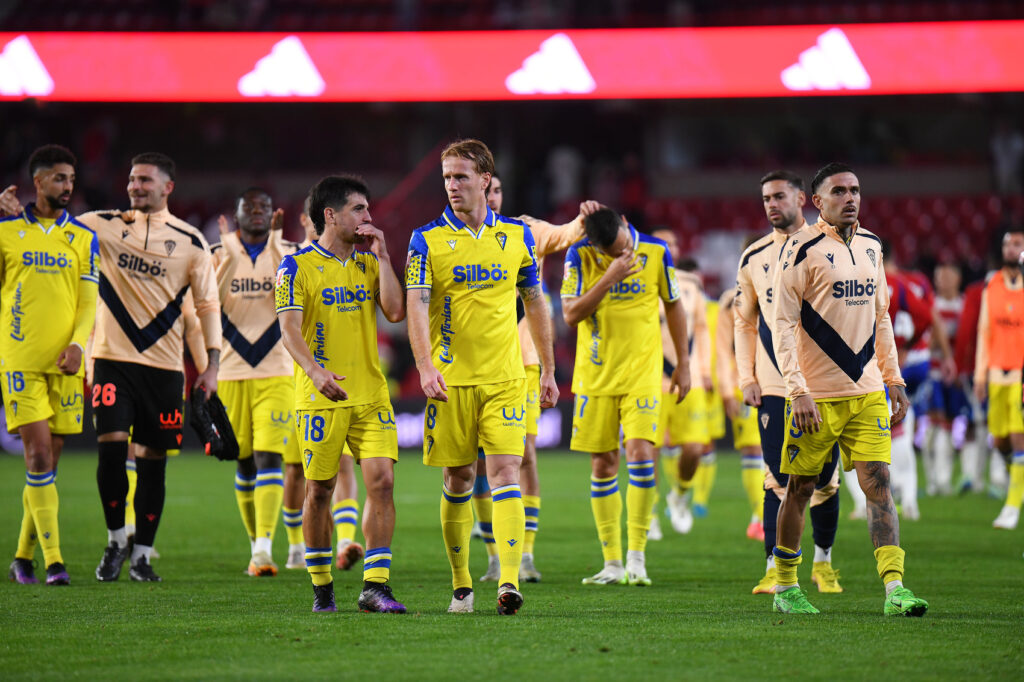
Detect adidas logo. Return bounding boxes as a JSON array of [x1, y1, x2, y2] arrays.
[[780, 28, 870, 92], [238, 36, 325, 97], [505, 33, 595, 95], [0, 36, 54, 97]]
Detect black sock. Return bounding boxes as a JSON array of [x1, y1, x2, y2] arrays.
[[97, 441, 129, 532], [134, 457, 167, 548], [762, 486, 781, 559], [810, 490, 840, 551]]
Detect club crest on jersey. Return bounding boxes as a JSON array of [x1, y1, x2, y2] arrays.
[[447, 239, 457, 251], [356, 260, 365, 273], [866, 248, 876, 267], [787, 445, 800, 462], [164, 240, 176, 256], [637, 253, 648, 269], [495, 231, 507, 250], [66, 233, 75, 244]]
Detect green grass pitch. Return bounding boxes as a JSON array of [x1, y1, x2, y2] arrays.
[[1, 450, 1021, 680]]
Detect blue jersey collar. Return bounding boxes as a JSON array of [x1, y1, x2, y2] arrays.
[[441, 205, 498, 238], [23, 203, 71, 233]]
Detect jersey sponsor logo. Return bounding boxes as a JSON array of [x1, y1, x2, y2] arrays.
[[9, 282, 25, 341], [22, 250, 73, 270], [60, 391, 83, 408], [121, 229, 130, 239], [832, 278, 876, 306], [439, 295, 455, 364], [231, 277, 275, 293], [377, 411, 396, 426], [322, 285, 371, 308], [609, 278, 646, 296], [588, 312, 603, 366], [313, 321, 329, 366], [452, 263, 508, 289], [877, 417, 891, 432], [636, 398, 658, 411], [825, 252, 835, 266], [17, 230, 25, 239], [117, 253, 166, 277], [446, 239, 456, 251], [502, 406, 525, 422], [762, 263, 770, 274], [270, 410, 291, 424]]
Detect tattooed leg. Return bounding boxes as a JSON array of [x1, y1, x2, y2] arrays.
[[855, 461, 900, 548]]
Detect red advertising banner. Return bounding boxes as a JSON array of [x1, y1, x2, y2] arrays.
[[1, 22, 1022, 102]]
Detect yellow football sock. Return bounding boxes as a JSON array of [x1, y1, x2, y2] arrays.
[[440, 485, 473, 590], [332, 498, 359, 544], [304, 546, 333, 585], [874, 545, 906, 584], [772, 544, 802, 588], [234, 471, 256, 541], [363, 546, 392, 583], [473, 494, 497, 557], [590, 474, 622, 562], [523, 494, 540, 555], [693, 452, 717, 507], [26, 472, 62, 567], [1006, 461, 1024, 508], [626, 460, 656, 552], [254, 468, 284, 543], [16, 485, 36, 560], [741, 455, 765, 519], [283, 507, 303, 546], [491, 484, 525, 588], [661, 449, 680, 487], [648, 488, 660, 525], [125, 459, 137, 531]]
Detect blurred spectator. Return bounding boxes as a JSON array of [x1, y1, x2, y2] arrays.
[[991, 119, 1024, 196]]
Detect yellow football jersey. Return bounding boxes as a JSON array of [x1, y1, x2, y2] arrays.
[[561, 225, 680, 396], [275, 241, 389, 410], [405, 205, 540, 387], [0, 205, 98, 375]]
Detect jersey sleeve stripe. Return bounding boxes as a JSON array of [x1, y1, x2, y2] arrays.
[[740, 240, 772, 268], [793, 233, 826, 267], [757, 312, 781, 373]]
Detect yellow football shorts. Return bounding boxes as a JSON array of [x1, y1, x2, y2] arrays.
[[424, 378, 527, 467], [570, 390, 661, 453], [707, 387, 726, 441], [781, 391, 891, 476], [219, 376, 299, 461], [1, 370, 83, 434], [298, 400, 398, 481], [525, 365, 541, 437], [731, 389, 761, 450], [657, 386, 708, 447], [987, 382, 1024, 439]]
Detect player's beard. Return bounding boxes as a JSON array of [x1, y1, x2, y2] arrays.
[[44, 192, 71, 210]]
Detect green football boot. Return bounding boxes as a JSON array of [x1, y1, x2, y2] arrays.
[[884, 586, 928, 617], [772, 587, 820, 614]]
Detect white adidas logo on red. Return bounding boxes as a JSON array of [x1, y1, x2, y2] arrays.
[[238, 36, 325, 97], [505, 33, 595, 95], [0, 35, 54, 97], [781, 28, 871, 92]]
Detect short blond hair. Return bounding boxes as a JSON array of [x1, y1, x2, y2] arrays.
[[440, 139, 495, 176]]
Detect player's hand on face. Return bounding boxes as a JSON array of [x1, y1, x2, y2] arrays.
[[356, 225, 387, 258], [193, 366, 218, 401], [270, 208, 284, 232], [419, 365, 448, 402], [723, 394, 741, 420], [539, 370, 559, 408], [671, 365, 691, 403], [0, 185, 21, 217], [791, 394, 821, 433], [309, 366, 347, 402], [606, 250, 641, 284], [888, 384, 910, 427], [56, 344, 82, 375], [742, 382, 762, 407]]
